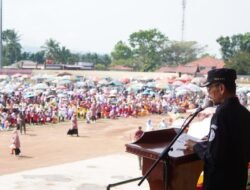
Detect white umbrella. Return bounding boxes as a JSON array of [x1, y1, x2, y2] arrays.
[[33, 83, 48, 90], [110, 89, 117, 94], [23, 92, 35, 98], [0, 75, 9, 80], [2, 84, 15, 93], [99, 79, 109, 85], [175, 85, 188, 91], [176, 89, 191, 96], [0, 80, 8, 86], [186, 83, 202, 92], [191, 77, 205, 85], [129, 82, 144, 90], [58, 79, 72, 85], [75, 81, 87, 87], [237, 87, 250, 93], [57, 93, 67, 98], [146, 82, 156, 88], [34, 89, 44, 95], [90, 88, 97, 95]]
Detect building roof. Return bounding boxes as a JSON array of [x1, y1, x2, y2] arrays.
[[157, 66, 177, 73], [176, 65, 198, 74], [0, 69, 33, 76], [4, 60, 40, 69], [185, 56, 224, 68], [17, 60, 38, 68], [109, 65, 133, 71], [199, 68, 211, 75], [77, 62, 94, 67], [157, 65, 197, 74], [158, 56, 225, 75]]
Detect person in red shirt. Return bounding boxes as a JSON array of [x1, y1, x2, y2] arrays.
[[134, 126, 144, 141]]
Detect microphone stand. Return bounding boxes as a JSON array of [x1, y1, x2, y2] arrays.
[[138, 109, 202, 186]]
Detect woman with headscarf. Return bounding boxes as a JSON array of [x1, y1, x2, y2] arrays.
[[10, 129, 21, 156], [67, 114, 79, 137]]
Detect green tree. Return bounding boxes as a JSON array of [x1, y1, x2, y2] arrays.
[[163, 41, 205, 66], [226, 51, 250, 75], [129, 29, 169, 71], [96, 54, 111, 68], [69, 53, 81, 65], [41, 38, 60, 64], [217, 33, 250, 74], [95, 63, 107, 70], [2, 29, 22, 66], [111, 41, 133, 60], [21, 51, 45, 64], [41, 39, 77, 67], [33, 51, 45, 64], [81, 52, 111, 69], [101, 54, 112, 67], [111, 58, 134, 69], [57, 46, 71, 64], [111, 41, 133, 68], [81, 53, 97, 63], [20, 52, 32, 60], [217, 33, 250, 61]]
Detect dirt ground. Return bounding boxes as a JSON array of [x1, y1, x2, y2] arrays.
[[0, 114, 164, 176], [0, 70, 173, 176]]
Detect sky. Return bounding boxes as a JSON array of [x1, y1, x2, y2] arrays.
[[3, 0, 250, 57]]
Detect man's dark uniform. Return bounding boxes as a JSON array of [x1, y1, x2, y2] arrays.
[[194, 97, 250, 190]]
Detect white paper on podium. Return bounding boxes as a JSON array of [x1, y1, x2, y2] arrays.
[[187, 116, 211, 139], [177, 133, 202, 144], [185, 107, 215, 139], [174, 133, 203, 150]]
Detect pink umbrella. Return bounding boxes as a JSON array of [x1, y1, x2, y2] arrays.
[[57, 85, 67, 90], [172, 80, 184, 86]]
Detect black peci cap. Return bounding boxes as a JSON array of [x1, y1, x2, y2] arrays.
[[201, 68, 237, 87]]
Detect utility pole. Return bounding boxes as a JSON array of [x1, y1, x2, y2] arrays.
[[181, 0, 186, 41], [0, 0, 2, 69]]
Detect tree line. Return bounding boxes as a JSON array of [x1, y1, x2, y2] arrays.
[[2, 28, 250, 74]]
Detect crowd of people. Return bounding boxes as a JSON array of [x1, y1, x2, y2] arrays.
[[0, 74, 249, 134], [0, 74, 211, 132], [0, 73, 207, 157]]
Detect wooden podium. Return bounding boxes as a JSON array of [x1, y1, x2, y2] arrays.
[[126, 128, 203, 190]]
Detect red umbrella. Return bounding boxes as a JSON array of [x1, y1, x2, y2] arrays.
[[120, 78, 130, 84]]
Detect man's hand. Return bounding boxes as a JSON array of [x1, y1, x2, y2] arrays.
[[201, 136, 208, 141], [184, 139, 197, 151]]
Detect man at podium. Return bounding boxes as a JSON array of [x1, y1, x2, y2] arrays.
[[186, 68, 250, 190]]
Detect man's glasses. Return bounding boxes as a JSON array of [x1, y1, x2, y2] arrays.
[[207, 83, 220, 92]]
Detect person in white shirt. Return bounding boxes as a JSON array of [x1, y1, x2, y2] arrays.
[[145, 118, 153, 131], [158, 119, 168, 130]]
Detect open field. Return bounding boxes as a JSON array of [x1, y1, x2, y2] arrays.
[[0, 114, 165, 175], [0, 70, 177, 176]]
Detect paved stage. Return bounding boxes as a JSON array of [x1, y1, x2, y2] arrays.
[[0, 154, 149, 190]]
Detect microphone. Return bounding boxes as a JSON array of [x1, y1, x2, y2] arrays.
[[195, 98, 213, 113]]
